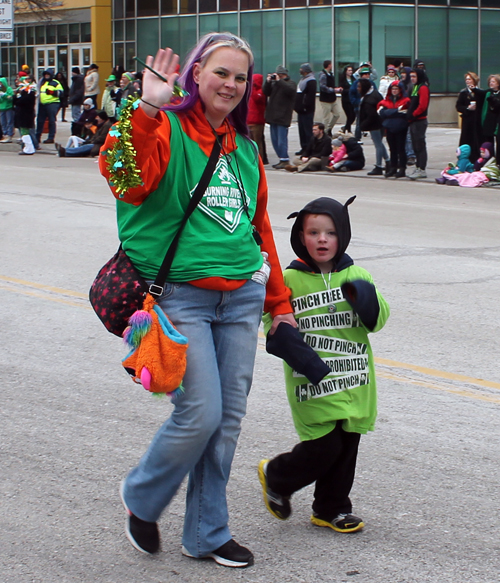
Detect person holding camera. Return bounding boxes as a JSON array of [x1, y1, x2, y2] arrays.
[[263, 66, 296, 169]]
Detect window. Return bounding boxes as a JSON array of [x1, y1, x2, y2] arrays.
[[26, 27, 34, 45], [81, 23, 91, 43], [481, 10, 500, 79], [57, 24, 68, 43], [372, 5, 414, 81], [138, 0, 159, 16], [309, 8, 332, 74], [16, 27, 25, 45], [137, 19, 159, 61], [335, 6, 369, 75], [219, 0, 238, 11], [35, 26, 45, 44], [69, 24, 80, 43], [199, 0, 217, 13], [126, 20, 136, 40], [47, 25, 56, 44], [161, 0, 177, 15], [114, 0, 124, 18], [115, 20, 124, 41], [448, 9, 477, 92], [126, 0, 135, 17], [417, 7, 447, 92]]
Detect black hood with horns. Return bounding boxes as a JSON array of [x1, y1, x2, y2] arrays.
[[287, 196, 356, 272]]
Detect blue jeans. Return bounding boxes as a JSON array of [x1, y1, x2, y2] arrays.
[[0, 109, 14, 136], [298, 111, 314, 152], [65, 143, 93, 157], [370, 129, 389, 167], [270, 123, 289, 161], [121, 280, 266, 556], [35, 102, 59, 140], [71, 104, 82, 122]]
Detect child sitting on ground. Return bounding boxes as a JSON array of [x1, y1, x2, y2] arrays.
[[327, 138, 347, 169], [437, 142, 499, 187], [436, 144, 474, 184], [259, 196, 390, 533]]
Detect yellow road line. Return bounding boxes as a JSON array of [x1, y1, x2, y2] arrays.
[[0, 275, 88, 299], [374, 357, 500, 391], [1, 274, 498, 402]]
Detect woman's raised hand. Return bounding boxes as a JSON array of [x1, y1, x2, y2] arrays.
[[140, 47, 180, 116]]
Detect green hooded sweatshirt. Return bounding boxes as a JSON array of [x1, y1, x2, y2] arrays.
[[0, 77, 14, 111]]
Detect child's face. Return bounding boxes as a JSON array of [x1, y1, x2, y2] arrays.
[[299, 214, 338, 273]]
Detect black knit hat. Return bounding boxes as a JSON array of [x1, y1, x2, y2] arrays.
[[287, 196, 356, 271]]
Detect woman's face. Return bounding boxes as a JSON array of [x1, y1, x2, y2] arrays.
[[193, 47, 249, 127], [489, 77, 499, 90], [465, 75, 475, 88], [346, 67, 353, 77], [391, 85, 400, 98], [388, 69, 396, 77]]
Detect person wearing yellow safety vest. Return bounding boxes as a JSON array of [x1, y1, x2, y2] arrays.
[[35, 70, 64, 144]]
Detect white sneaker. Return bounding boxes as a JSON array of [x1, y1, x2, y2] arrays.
[[409, 168, 427, 180]]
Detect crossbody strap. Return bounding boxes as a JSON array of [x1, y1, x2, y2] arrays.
[[149, 138, 222, 297]]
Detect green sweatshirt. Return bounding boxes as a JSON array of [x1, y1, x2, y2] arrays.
[[0, 77, 14, 111], [117, 111, 263, 281], [265, 260, 389, 441]]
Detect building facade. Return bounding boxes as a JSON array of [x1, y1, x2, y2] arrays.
[[1, 0, 500, 119]]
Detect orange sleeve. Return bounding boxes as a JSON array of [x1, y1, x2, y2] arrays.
[[252, 158, 293, 317], [99, 106, 172, 206]]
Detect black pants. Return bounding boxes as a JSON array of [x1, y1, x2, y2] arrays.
[[386, 129, 408, 169], [298, 111, 314, 152], [342, 100, 356, 133], [409, 119, 428, 170], [267, 421, 361, 519]]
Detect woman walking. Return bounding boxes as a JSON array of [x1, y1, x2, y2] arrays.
[[99, 34, 293, 568]]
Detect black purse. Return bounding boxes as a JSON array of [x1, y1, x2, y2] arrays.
[[89, 140, 221, 336]]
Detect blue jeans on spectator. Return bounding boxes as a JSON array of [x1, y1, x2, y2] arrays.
[[270, 123, 290, 161], [0, 109, 14, 137], [405, 129, 415, 159], [121, 280, 265, 557], [370, 129, 389, 167], [64, 143, 93, 157], [35, 102, 59, 141], [71, 104, 82, 122]]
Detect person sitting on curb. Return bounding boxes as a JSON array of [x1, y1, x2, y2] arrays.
[[71, 98, 98, 137], [326, 134, 365, 172], [285, 122, 332, 173], [57, 110, 112, 157]]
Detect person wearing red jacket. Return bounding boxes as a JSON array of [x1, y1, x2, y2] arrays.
[[407, 68, 430, 180], [378, 81, 410, 178], [247, 73, 268, 164]]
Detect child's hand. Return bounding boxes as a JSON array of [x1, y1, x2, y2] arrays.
[[269, 313, 297, 335]]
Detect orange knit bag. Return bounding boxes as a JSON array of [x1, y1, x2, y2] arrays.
[[122, 294, 188, 396]]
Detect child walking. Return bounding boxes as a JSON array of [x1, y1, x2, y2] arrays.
[[259, 196, 389, 533]]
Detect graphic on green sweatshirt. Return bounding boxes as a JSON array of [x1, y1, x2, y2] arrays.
[[265, 262, 390, 441], [195, 155, 250, 233]]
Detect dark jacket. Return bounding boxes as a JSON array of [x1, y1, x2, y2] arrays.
[[263, 76, 297, 127], [378, 82, 410, 133], [294, 78, 317, 115], [90, 119, 112, 156], [319, 69, 337, 103], [14, 89, 36, 129], [303, 132, 332, 159], [349, 78, 376, 111], [480, 89, 500, 137], [359, 88, 384, 131], [73, 107, 98, 135], [68, 74, 85, 106], [407, 68, 430, 122], [344, 138, 365, 165], [456, 86, 484, 160]]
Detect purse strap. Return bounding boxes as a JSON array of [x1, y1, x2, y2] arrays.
[[149, 138, 222, 297]]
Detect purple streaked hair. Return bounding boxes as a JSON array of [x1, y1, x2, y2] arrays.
[[165, 32, 254, 138]]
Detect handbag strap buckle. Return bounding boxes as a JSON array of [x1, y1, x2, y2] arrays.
[[149, 284, 164, 298]]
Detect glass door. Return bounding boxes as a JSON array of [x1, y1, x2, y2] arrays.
[[70, 45, 92, 73], [36, 46, 57, 81]]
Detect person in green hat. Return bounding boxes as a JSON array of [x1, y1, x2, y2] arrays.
[[101, 74, 117, 122]]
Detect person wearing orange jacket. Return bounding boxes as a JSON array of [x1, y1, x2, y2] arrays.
[[99, 34, 294, 568]]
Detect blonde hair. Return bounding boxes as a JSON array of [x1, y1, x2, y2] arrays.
[[465, 71, 479, 86], [487, 74, 500, 89]]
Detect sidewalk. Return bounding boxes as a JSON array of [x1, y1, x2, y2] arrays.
[[2, 117, 495, 187], [264, 122, 464, 184]]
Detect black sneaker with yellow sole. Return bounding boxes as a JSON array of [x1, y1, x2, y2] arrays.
[[258, 459, 292, 520], [311, 512, 364, 533]]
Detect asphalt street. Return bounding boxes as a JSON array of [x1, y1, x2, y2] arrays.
[[1, 122, 500, 583]]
